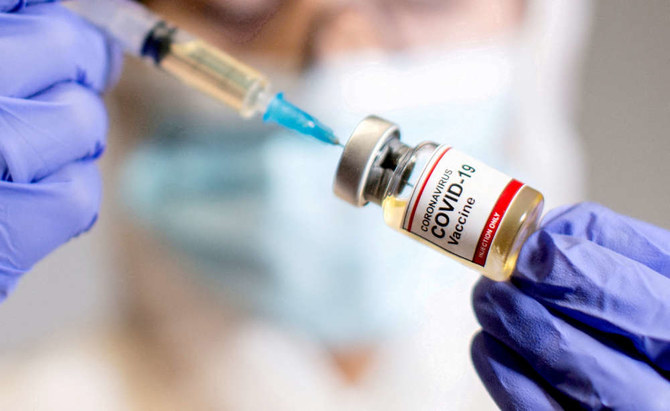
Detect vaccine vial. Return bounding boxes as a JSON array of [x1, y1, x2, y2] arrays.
[[333, 116, 544, 281]]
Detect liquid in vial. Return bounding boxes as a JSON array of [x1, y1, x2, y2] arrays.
[[334, 116, 544, 281]]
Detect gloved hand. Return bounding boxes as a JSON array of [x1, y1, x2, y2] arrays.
[[471, 202, 670, 410], [0, 0, 122, 301]]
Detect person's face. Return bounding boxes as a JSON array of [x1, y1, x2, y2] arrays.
[[118, 0, 529, 366], [143, 0, 525, 71]]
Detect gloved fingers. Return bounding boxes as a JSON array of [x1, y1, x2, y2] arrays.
[[514, 229, 670, 372], [539, 202, 670, 278], [473, 278, 670, 410], [0, 82, 107, 183], [0, 0, 54, 12], [0, 3, 123, 98], [0, 160, 101, 277], [471, 332, 568, 410]]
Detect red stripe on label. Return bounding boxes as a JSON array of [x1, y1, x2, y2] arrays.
[[406, 147, 452, 231], [472, 179, 524, 266]]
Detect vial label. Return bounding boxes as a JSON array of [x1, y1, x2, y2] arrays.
[[402, 146, 523, 266]]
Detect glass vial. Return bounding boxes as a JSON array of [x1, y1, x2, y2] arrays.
[[333, 116, 544, 281]]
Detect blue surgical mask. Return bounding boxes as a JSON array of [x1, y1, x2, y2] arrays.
[[121, 41, 517, 348]]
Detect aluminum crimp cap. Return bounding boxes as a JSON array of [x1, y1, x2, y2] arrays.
[[333, 116, 400, 207]]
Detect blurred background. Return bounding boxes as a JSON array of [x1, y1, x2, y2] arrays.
[[0, 0, 668, 409], [579, 0, 670, 229]]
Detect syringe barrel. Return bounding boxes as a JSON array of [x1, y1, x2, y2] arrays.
[[69, 0, 272, 118], [67, 0, 161, 57], [158, 31, 272, 117]]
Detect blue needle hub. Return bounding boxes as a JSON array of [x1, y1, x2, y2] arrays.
[[263, 93, 340, 145]]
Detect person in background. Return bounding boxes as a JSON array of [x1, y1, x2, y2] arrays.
[[2, 1, 640, 410]]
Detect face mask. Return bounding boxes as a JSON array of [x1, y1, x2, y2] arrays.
[[122, 40, 517, 348]]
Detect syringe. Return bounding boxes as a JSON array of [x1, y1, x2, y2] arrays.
[[68, 0, 340, 146]]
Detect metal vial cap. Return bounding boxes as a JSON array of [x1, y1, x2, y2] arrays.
[[333, 116, 401, 207]]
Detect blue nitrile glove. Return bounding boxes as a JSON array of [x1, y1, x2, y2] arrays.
[[0, 0, 122, 301], [471, 202, 670, 410]]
